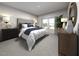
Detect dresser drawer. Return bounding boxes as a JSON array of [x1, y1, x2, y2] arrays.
[[1, 28, 19, 41], [58, 32, 77, 56]]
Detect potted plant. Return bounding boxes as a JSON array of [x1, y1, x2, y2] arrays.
[[55, 15, 63, 29]]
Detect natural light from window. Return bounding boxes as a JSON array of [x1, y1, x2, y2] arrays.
[[42, 18, 55, 29]]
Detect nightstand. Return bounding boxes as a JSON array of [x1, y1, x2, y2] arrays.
[[1, 28, 19, 42]]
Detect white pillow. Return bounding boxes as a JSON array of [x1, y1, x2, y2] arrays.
[[22, 24, 28, 28]]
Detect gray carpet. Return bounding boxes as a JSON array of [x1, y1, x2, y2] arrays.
[[0, 32, 58, 56]]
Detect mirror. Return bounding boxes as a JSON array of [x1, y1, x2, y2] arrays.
[[68, 2, 77, 27]]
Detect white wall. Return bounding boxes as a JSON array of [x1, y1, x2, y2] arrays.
[[37, 8, 68, 27], [0, 4, 37, 28]]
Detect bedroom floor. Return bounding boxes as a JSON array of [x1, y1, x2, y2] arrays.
[[0, 30, 58, 56]]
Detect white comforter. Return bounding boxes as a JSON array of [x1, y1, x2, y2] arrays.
[[19, 27, 46, 51]]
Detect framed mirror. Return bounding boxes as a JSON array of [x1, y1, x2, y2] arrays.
[[68, 2, 77, 27]]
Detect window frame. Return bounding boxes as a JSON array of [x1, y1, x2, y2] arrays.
[[42, 17, 55, 29]]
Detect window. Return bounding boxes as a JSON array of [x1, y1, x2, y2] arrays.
[[49, 18, 55, 29], [42, 19, 48, 29], [42, 18, 55, 29]]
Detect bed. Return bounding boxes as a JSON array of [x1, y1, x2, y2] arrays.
[[17, 18, 47, 51]]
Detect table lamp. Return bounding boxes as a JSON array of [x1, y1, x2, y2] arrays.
[[61, 18, 68, 29], [3, 16, 10, 28]]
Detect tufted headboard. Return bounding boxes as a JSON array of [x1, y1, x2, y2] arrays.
[[17, 18, 34, 24], [17, 18, 34, 30]]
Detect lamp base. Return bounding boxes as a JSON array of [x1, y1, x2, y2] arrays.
[[62, 23, 66, 29]]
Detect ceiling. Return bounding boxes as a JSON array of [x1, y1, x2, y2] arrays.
[[1, 2, 69, 16]]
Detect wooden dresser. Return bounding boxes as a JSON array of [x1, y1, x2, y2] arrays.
[[0, 28, 19, 42], [58, 28, 77, 56]]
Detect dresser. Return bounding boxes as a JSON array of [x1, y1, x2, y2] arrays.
[[0, 28, 19, 42], [58, 28, 77, 56]]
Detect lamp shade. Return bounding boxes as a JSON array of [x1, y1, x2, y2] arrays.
[[3, 16, 10, 23], [61, 18, 68, 22]]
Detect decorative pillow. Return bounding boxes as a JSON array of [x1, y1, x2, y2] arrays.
[[28, 24, 33, 27], [22, 24, 28, 28]]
